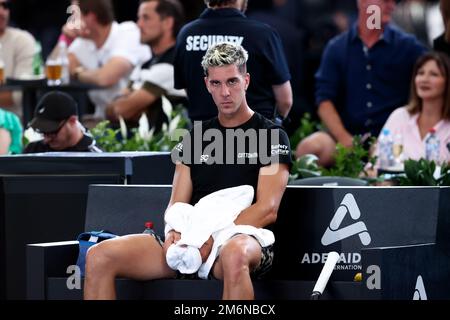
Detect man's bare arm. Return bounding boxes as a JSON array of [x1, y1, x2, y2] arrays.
[[318, 100, 353, 148], [0, 129, 11, 154], [163, 163, 193, 252], [72, 56, 133, 87], [68, 53, 81, 74], [234, 163, 290, 228], [272, 81, 293, 118], [167, 162, 193, 210], [108, 88, 158, 120]]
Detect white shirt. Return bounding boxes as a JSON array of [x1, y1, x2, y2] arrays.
[[69, 21, 151, 117], [130, 62, 186, 98], [0, 27, 36, 114]]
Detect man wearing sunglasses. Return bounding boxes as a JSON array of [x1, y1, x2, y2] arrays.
[[23, 91, 102, 153], [0, 0, 36, 116]]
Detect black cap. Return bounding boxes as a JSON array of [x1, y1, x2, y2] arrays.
[[29, 91, 78, 134]]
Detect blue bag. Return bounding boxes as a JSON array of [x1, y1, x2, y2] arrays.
[[76, 230, 118, 276]]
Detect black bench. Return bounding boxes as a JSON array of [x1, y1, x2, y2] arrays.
[[27, 185, 361, 300], [28, 185, 448, 300]]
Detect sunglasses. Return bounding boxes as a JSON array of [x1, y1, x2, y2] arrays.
[[37, 120, 68, 136], [0, 2, 10, 10]]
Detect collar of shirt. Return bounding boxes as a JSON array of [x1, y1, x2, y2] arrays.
[[200, 8, 246, 19], [349, 22, 394, 45]]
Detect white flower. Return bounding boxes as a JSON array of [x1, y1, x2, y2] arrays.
[[138, 112, 154, 142], [168, 114, 181, 134], [138, 112, 149, 138], [161, 95, 173, 122], [119, 116, 127, 139]]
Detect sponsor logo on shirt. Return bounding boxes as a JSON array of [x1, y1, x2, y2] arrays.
[[238, 152, 258, 159], [200, 154, 210, 163], [271, 144, 290, 156]]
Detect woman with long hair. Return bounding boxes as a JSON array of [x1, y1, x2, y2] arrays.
[[376, 52, 450, 165]]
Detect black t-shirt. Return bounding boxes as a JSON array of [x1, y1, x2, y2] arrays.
[[172, 112, 292, 205], [24, 134, 102, 153], [174, 8, 291, 121]]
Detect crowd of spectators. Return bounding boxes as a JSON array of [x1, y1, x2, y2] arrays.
[[0, 0, 448, 165]]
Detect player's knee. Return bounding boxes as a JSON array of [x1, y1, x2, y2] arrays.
[[220, 237, 251, 281], [85, 241, 117, 276]]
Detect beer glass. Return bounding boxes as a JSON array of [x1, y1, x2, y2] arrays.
[[46, 59, 63, 86], [0, 61, 4, 85]]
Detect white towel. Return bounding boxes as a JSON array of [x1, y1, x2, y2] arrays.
[[164, 185, 275, 278], [165, 185, 254, 273], [166, 244, 202, 274], [198, 224, 275, 279]]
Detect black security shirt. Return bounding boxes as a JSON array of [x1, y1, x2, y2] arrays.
[[174, 8, 291, 121], [172, 112, 292, 205]]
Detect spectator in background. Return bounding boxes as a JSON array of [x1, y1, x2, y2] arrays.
[[106, 0, 187, 132], [246, 0, 306, 135], [24, 91, 101, 153], [67, 0, 151, 120], [0, 0, 36, 116], [174, 0, 293, 123], [434, 0, 450, 57], [0, 107, 22, 154], [375, 52, 450, 164], [264, 0, 358, 128], [296, 0, 427, 167]]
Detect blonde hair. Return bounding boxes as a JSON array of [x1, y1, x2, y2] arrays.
[[201, 42, 249, 76]]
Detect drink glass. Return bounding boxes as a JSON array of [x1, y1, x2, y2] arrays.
[[0, 61, 4, 85], [46, 59, 62, 86]]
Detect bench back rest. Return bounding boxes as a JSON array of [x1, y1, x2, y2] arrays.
[[85, 185, 172, 236]]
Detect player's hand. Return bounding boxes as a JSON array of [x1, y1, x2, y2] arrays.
[[163, 230, 181, 256], [199, 236, 214, 262]]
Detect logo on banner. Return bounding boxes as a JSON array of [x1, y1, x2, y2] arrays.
[[321, 193, 371, 246], [413, 275, 428, 300]]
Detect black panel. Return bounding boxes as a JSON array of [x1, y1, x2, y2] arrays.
[[272, 186, 440, 281], [85, 185, 172, 236], [3, 175, 120, 300], [362, 244, 450, 299]]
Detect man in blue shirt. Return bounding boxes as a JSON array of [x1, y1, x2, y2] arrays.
[[174, 0, 293, 122], [296, 0, 427, 167]]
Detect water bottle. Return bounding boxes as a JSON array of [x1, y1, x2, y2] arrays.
[[143, 221, 157, 239], [425, 128, 440, 163], [378, 128, 394, 169], [58, 40, 70, 84]]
